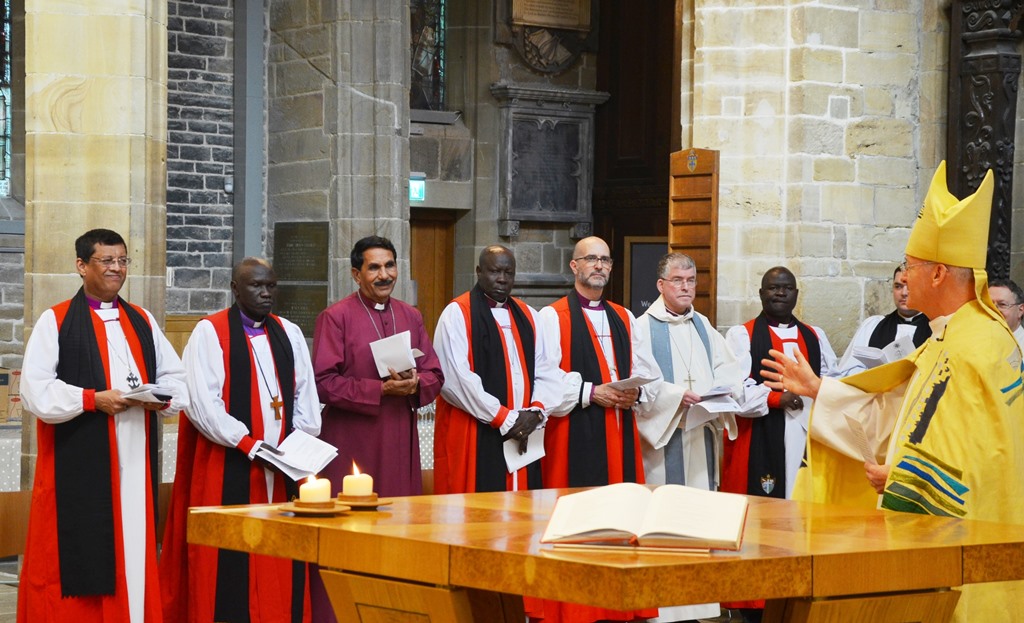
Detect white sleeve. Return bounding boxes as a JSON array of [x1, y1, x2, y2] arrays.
[[434, 302, 513, 431], [283, 318, 322, 436], [538, 305, 584, 416], [813, 326, 841, 378], [707, 319, 747, 396], [146, 309, 190, 416], [182, 319, 251, 448], [724, 325, 753, 375], [21, 310, 88, 423]]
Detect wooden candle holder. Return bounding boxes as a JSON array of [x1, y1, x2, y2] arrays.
[[293, 499, 337, 510], [338, 492, 379, 504]]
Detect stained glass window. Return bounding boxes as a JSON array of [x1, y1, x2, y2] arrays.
[[410, 0, 446, 111]]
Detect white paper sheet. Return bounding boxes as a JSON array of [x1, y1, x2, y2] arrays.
[[605, 375, 656, 391], [256, 429, 339, 481], [844, 413, 877, 465], [122, 383, 174, 403], [503, 424, 546, 473], [368, 330, 416, 378], [684, 395, 741, 432]]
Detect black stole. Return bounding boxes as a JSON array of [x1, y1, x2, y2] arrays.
[[468, 286, 543, 491], [54, 288, 156, 597], [868, 310, 931, 349], [747, 313, 821, 498], [214, 305, 305, 623], [566, 294, 637, 487]]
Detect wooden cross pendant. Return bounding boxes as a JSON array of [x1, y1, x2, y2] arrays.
[[270, 395, 284, 420]]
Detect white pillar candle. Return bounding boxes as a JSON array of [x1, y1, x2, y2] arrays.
[[342, 463, 373, 496], [299, 475, 331, 503]]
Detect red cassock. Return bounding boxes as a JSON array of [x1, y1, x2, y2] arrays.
[[18, 300, 163, 623], [159, 309, 310, 623]]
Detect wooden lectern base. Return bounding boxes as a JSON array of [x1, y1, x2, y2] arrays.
[[320, 569, 524, 623], [765, 590, 960, 623]]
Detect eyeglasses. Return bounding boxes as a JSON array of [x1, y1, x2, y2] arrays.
[[90, 256, 132, 268], [660, 277, 696, 288], [994, 301, 1021, 310], [574, 255, 614, 267], [899, 260, 936, 274]]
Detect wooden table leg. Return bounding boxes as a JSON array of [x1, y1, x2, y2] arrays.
[[319, 569, 522, 622]]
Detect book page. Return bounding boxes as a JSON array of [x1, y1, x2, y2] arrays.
[[256, 429, 339, 481], [605, 375, 656, 391], [638, 484, 748, 549], [882, 335, 916, 362], [851, 346, 886, 369], [541, 482, 651, 543]]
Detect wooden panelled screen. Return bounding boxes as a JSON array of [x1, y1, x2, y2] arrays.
[[668, 148, 719, 324]]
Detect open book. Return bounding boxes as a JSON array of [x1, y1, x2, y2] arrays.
[[541, 482, 748, 551], [851, 335, 916, 370]]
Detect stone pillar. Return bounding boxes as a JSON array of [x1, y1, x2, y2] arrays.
[[947, 1, 1023, 280], [22, 1, 168, 484], [269, 1, 411, 302]]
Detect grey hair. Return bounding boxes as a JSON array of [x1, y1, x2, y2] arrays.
[[657, 253, 696, 279]]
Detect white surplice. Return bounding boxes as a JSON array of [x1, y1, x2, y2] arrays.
[[21, 303, 188, 623], [836, 313, 925, 377]]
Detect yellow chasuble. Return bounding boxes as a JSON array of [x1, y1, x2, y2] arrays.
[[795, 299, 1024, 621]]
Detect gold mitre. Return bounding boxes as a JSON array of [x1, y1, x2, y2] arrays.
[[905, 161, 993, 269]]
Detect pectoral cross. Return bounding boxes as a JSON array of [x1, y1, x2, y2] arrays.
[[126, 371, 140, 389], [680, 374, 694, 390], [270, 395, 284, 420]]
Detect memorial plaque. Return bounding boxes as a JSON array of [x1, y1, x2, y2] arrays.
[[274, 284, 328, 338], [510, 118, 580, 216], [273, 222, 329, 282], [512, 0, 591, 31]]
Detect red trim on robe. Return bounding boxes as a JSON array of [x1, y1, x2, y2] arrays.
[[434, 293, 539, 493], [18, 301, 162, 623], [159, 309, 310, 623]]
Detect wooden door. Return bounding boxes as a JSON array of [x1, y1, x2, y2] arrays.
[[668, 148, 719, 324], [410, 209, 455, 338]]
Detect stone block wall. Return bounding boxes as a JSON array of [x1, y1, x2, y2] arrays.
[[166, 0, 236, 315], [694, 1, 946, 352]]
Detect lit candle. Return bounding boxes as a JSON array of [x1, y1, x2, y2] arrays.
[[299, 475, 331, 503], [342, 462, 373, 496]]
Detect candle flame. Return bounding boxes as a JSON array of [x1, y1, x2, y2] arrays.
[[307, 475, 317, 483], [352, 461, 361, 476]]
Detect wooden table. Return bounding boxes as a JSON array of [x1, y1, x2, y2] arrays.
[[187, 490, 1024, 622]]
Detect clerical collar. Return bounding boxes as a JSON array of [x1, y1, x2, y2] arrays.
[[766, 317, 792, 328], [898, 311, 923, 323], [358, 290, 388, 311], [665, 306, 694, 322], [483, 293, 506, 309], [239, 309, 266, 337], [575, 291, 604, 310], [85, 295, 117, 310]]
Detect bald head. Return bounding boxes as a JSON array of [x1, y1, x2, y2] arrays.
[[571, 237, 613, 299], [231, 257, 277, 320], [476, 245, 516, 302]]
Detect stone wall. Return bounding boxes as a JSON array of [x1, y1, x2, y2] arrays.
[[166, 0, 236, 315], [694, 1, 947, 352]]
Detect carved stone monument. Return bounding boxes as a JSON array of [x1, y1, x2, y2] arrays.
[[272, 221, 329, 336], [490, 84, 608, 240]]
